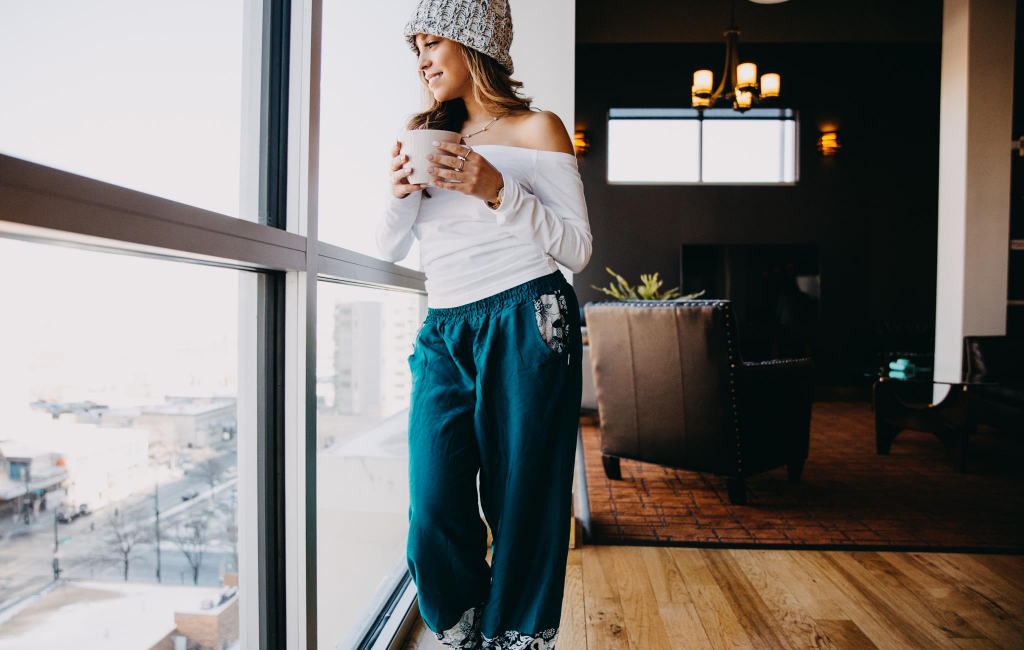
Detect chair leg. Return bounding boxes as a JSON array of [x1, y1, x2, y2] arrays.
[[876, 420, 902, 454], [787, 458, 805, 483], [726, 477, 746, 505], [601, 454, 621, 480]]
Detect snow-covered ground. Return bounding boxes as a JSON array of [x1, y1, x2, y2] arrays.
[[0, 579, 226, 650]]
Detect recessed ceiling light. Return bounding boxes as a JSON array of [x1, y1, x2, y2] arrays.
[[748, 0, 790, 4]]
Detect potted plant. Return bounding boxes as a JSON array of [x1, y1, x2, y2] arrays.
[[580, 268, 706, 345], [590, 267, 705, 301]]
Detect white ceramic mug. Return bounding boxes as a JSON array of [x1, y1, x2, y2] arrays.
[[398, 129, 463, 185]]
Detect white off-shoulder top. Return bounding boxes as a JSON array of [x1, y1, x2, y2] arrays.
[[374, 144, 593, 309]]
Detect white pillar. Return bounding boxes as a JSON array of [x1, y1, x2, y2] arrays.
[[934, 0, 1015, 399]]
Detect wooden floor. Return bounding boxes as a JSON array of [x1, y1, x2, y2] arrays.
[[400, 545, 1024, 650]]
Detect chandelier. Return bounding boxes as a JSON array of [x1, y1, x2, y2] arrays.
[[691, 2, 781, 111]]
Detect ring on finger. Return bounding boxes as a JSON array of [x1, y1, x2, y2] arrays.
[[455, 157, 465, 172]]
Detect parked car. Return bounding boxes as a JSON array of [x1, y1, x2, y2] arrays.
[[78, 503, 91, 516], [56, 507, 79, 523], [181, 488, 200, 501]]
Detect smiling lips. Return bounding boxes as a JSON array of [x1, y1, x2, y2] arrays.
[[427, 71, 443, 86]]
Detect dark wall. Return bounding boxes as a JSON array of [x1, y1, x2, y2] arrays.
[[573, 43, 941, 385], [577, 0, 942, 45]]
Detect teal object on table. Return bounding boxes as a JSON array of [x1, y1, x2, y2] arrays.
[[888, 358, 917, 379]]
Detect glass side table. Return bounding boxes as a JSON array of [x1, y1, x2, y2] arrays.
[[872, 377, 997, 473]]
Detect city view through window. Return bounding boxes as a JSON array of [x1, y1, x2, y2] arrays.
[[0, 239, 243, 649], [0, 240, 426, 649]]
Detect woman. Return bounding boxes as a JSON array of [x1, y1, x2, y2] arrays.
[[376, 2, 592, 649]]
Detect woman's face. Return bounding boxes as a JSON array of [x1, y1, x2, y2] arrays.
[[414, 33, 468, 101]]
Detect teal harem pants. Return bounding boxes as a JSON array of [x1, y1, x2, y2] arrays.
[[406, 269, 582, 650]]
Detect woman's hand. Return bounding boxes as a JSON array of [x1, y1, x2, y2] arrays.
[[390, 140, 428, 199], [424, 140, 504, 204]]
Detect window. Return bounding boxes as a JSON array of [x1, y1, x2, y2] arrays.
[[607, 108, 798, 184], [0, 238, 244, 649], [318, 0, 424, 269], [0, 0, 250, 219], [315, 282, 426, 649]]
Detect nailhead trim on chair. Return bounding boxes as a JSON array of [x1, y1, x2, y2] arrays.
[[718, 302, 743, 474]]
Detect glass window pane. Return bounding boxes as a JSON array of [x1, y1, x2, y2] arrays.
[[318, 2, 423, 267], [607, 119, 700, 182], [0, 1, 251, 218], [316, 281, 426, 649], [0, 238, 244, 649], [701, 119, 796, 183], [782, 119, 796, 183]]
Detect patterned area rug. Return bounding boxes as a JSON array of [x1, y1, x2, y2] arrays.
[[580, 401, 1024, 551]]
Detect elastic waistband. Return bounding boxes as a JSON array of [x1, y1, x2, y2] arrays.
[[424, 270, 568, 323]]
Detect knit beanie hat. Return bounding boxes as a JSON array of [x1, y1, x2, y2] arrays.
[[403, 0, 515, 75]]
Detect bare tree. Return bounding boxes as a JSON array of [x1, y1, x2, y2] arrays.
[[106, 504, 150, 581], [196, 457, 223, 503], [210, 487, 240, 574], [173, 515, 209, 585]]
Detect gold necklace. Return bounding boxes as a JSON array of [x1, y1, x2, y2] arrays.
[[463, 116, 499, 139]]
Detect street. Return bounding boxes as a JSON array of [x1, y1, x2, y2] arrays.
[[0, 451, 238, 611]]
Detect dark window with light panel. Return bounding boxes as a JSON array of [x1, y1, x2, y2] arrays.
[[607, 108, 798, 185]]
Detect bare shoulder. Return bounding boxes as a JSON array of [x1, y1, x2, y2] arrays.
[[518, 110, 575, 156]]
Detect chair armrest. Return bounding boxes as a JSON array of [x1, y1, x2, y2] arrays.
[[734, 358, 815, 472]]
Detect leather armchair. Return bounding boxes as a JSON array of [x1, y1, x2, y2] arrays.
[[963, 335, 1024, 433], [583, 299, 814, 505]]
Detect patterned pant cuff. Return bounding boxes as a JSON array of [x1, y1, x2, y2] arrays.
[[481, 627, 558, 650], [434, 604, 483, 650]]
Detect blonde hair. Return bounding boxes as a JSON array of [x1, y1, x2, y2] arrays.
[[405, 41, 537, 132]]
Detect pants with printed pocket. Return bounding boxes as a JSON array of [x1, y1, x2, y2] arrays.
[[405, 269, 582, 650]]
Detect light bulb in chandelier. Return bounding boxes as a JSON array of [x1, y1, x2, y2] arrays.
[[737, 63, 758, 92], [692, 70, 713, 97]]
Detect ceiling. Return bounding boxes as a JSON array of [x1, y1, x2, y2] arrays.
[[576, 0, 943, 44]]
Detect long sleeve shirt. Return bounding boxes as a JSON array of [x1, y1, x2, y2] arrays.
[[375, 144, 592, 308]]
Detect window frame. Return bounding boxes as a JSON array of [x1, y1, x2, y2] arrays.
[[0, 1, 425, 649], [606, 107, 800, 186]]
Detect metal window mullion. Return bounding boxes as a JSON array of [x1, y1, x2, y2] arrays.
[[284, 0, 321, 648], [257, 271, 288, 650], [262, 0, 291, 230], [255, 1, 292, 649], [317, 241, 426, 292], [0, 155, 307, 272]]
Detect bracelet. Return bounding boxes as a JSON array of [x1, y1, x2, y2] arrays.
[[486, 184, 505, 210]]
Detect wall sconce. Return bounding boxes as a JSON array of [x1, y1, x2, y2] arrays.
[[818, 132, 841, 156], [574, 130, 590, 155]]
